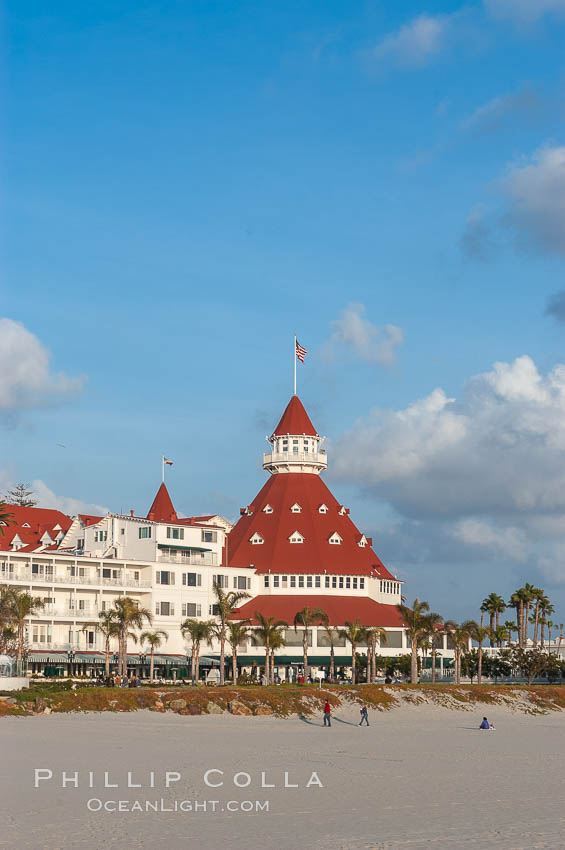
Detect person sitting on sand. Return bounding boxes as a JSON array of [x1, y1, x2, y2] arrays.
[[479, 716, 495, 730]]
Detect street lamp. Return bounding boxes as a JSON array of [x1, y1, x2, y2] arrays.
[[67, 649, 75, 678], [139, 652, 146, 679]]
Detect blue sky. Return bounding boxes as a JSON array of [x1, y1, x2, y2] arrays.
[[3, 0, 565, 623]]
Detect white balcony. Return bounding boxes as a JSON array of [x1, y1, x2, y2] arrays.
[[157, 551, 217, 566], [263, 450, 327, 474], [0, 567, 151, 589]]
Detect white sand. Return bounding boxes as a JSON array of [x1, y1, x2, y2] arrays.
[[1, 702, 564, 850]]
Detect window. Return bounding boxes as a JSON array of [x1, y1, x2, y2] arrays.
[[182, 572, 201, 587], [360, 578, 365, 590], [234, 576, 250, 590], [290, 576, 296, 588], [213, 575, 228, 588], [385, 630, 403, 649], [339, 577, 344, 589], [120, 528, 125, 536], [315, 576, 320, 588], [249, 532, 264, 545], [182, 603, 202, 617], [138, 527, 151, 539], [353, 577, 358, 590], [273, 575, 279, 588], [318, 504, 328, 514], [298, 576, 304, 588], [262, 505, 273, 514], [290, 503, 302, 513], [156, 570, 175, 586], [346, 577, 351, 589], [325, 576, 330, 588], [282, 440, 288, 452], [332, 576, 337, 588], [358, 536, 367, 547], [317, 631, 346, 648], [155, 602, 174, 616], [306, 576, 312, 588], [329, 532, 342, 545], [264, 576, 269, 587], [209, 604, 220, 616], [284, 629, 312, 647], [95, 530, 108, 542], [202, 529, 218, 544], [167, 527, 184, 540], [289, 531, 304, 544], [379, 580, 383, 592]]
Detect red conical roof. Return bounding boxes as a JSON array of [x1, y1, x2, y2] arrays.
[[147, 483, 178, 523], [227, 473, 394, 578], [272, 395, 318, 437]]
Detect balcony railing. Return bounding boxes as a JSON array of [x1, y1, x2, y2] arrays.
[[157, 552, 217, 566], [263, 451, 327, 468], [0, 568, 151, 589]]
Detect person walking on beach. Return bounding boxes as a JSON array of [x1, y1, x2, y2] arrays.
[[323, 700, 332, 727], [359, 704, 369, 726]]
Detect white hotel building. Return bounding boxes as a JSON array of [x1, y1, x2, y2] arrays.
[[0, 395, 457, 679]]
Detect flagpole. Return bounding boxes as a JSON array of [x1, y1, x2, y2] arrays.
[[293, 332, 297, 396], [161, 455, 165, 484]]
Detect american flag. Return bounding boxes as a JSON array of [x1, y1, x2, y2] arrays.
[[163, 457, 173, 466], [295, 340, 307, 363]]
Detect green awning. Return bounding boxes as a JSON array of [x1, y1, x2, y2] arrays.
[[205, 655, 355, 666], [157, 544, 212, 552]]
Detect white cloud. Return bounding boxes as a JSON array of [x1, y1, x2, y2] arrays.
[[372, 14, 450, 68], [325, 303, 404, 367], [462, 85, 542, 132], [450, 518, 528, 561], [0, 318, 85, 414], [485, 0, 565, 23], [30, 479, 108, 517], [499, 146, 565, 256]]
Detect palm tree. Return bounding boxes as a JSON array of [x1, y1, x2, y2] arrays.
[[211, 580, 250, 685], [253, 613, 287, 684], [492, 625, 509, 648], [423, 613, 444, 684], [180, 618, 214, 684], [226, 620, 252, 684], [445, 620, 476, 684], [539, 599, 554, 648], [112, 597, 152, 677], [480, 594, 506, 646], [269, 628, 287, 684], [7, 590, 44, 674], [470, 623, 491, 685], [547, 619, 554, 650], [293, 606, 328, 684], [531, 587, 546, 646], [322, 625, 341, 683], [364, 627, 387, 683], [557, 624, 564, 656], [396, 598, 430, 683], [522, 583, 538, 645], [0, 503, 14, 535], [140, 629, 168, 681], [508, 589, 529, 647], [83, 610, 119, 677], [504, 620, 517, 645], [338, 619, 366, 685]]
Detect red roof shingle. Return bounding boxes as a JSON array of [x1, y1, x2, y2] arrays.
[[272, 395, 318, 437], [234, 595, 406, 627]]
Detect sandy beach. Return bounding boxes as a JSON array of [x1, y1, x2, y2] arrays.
[[2, 702, 564, 850]]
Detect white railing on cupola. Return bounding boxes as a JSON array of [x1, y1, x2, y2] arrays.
[[262, 449, 328, 474]]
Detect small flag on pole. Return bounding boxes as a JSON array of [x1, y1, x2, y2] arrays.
[[163, 457, 173, 466], [295, 340, 307, 363]]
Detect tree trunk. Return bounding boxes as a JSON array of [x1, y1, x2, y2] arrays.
[[371, 640, 377, 683], [191, 645, 197, 684], [232, 649, 238, 685], [367, 644, 372, 683], [270, 649, 275, 685], [533, 602, 540, 647], [265, 647, 269, 682], [330, 645, 335, 683], [489, 614, 495, 647], [477, 645, 482, 685], [303, 632, 309, 684], [150, 648, 155, 682], [195, 646, 201, 682], [411, 638, 418, 684], [351, 643, 357, 685], [431, 647, 436, 684], [519, 602, 524, 647], [105, 639, 110, 678], [524, 603, 530, 644], [219, 628, 226, 686], [455, 648, 461, 685]]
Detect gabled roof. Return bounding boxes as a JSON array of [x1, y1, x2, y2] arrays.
[[78, 514, 103, 527], [0, 506, 73, 552], [271, 395, 318, 437], [227, 473, 393, 577], [146, 483, 178, 523], [233, 595, 406, 627]]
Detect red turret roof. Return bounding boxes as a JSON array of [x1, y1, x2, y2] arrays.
[[147, 483, 178, 523], [234, 595, 406, 627], [227, 473, 394, 578], [272, 395, 318, 437]]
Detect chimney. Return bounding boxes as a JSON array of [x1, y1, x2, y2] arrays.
[[130, 509, 134, 517]]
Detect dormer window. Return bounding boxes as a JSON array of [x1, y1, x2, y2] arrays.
[[289, 531, 304, 544], [290, 503, 302, 514], [329, 532, 342, 545], [250, 532, 264, 545], [358, 535, 367, 548], [338, 506, 348, 516], [318, 504, 328, 514], [262, 505, 274, 514], [22, 523, 31, 528]]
